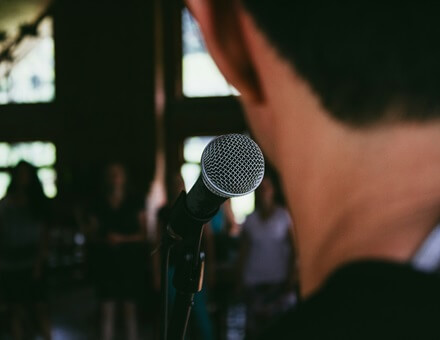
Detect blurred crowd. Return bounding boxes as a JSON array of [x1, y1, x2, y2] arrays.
[[0, 161, 297, 340]]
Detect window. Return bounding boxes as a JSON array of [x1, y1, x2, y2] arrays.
[[181, 136, 254, 223], [182, 9, 238, 98], [0, 141, 57, 199], [0, 17, 55, 104]]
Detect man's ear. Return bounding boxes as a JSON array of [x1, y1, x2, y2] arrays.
[[185, 0, 263, 103]]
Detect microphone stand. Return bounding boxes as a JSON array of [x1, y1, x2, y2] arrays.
[[161, 192, 217, 340]]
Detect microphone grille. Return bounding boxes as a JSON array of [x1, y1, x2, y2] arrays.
[[201, 134, 265, 198]]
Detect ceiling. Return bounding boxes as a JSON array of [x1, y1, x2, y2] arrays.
[[0, 0, 50, 37]]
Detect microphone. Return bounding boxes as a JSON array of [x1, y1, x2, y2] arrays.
[[186, 133, 265, 218], [169, 134, 265, 239], [163, 134, 264, 340]]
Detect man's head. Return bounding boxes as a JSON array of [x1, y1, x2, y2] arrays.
[[105, 162, 127, 191], [187, 0, 440, 162], [240, 1, 440, 127], [187, 0, 440, 296]]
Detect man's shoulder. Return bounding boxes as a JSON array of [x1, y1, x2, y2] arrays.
[[273, 205, 292, 226], [262, 260, 440, 339]]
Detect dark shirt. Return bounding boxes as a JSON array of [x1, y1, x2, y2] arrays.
[[263, 261, 440, 339], [93, 196, 143, 238], [88, 196, 146, 299]]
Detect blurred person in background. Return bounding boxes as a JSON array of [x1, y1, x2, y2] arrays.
[[0, 161, 52, 340], [87, 162, 146, 340], [238, 175, 296, 339]]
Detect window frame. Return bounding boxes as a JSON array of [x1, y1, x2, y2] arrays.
[[159, 0, 248, 184]]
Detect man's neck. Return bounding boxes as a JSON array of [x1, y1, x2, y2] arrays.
[[108, 187, 124, 208], [242, 36, 440, 297], [258, 203, 276, 220], [280, 121, 440, 298]]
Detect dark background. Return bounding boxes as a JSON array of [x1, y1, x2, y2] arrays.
[[0, 0, 247, 200], [0, 0, 248, 338]]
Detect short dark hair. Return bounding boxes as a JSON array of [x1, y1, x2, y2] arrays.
[[7, 161, 47, 216], [241, 1, 440, 127]]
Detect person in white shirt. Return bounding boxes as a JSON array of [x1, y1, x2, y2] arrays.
[[238, 175, 296, 339]]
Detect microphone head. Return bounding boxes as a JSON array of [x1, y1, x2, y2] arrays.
[[201, 134, 265, 198]]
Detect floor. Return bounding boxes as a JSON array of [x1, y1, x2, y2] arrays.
[[0, 280, 248, 340], [0, 284, 155, 340]]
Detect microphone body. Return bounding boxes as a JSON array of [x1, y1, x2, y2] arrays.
[[185, 175, 227, 219]]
